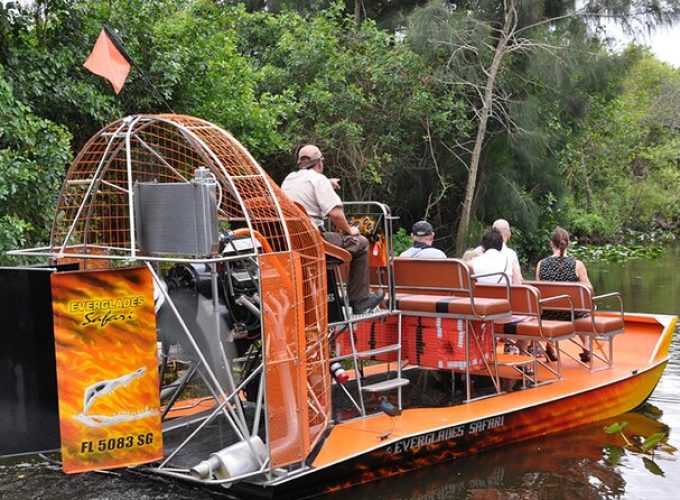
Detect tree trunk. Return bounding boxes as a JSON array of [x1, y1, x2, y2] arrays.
[[355, 0, 362, 27], [454, 1, 516, 255]]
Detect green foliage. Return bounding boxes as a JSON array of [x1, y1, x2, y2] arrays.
[[603, 444, 625, 466], [603, 420, 668, 455], [559, 49, 680, 243], [640, 432, 667, 453], [391, 227, 413, 256], [602, 419, 669, 476], [0, 0, 122, 148], [603, 421, 628, 434], [570, 242, 665, 263], [642, 456, 665, 476], [150, 1, 458, 212], [151, 1, 292, 158], [567, 215, 610, 243], [0, 66, 71, 263], [512, 193, 565, 266], [1, 0, 680, 266]]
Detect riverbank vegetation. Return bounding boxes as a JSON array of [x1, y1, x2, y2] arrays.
[[570, 229, 674, 263], [2, 0, 680, 263]]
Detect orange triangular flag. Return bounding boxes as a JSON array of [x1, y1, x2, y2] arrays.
[[84, 28, 132, 95]]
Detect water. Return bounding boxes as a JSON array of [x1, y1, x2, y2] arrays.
[[1, 248, 678, 499]]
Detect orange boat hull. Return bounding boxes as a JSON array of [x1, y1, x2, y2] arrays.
[[314, 361, 666, 496], [234, 313, 674, 498]]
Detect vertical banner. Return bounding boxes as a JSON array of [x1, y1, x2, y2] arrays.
[[51, 267, 162, 473]]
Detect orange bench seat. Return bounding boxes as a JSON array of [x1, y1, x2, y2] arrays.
[[573, 314, 624, 335], [493, 318, 575, 339], [394, 294, 510, 318], [523, 280, 625, 371]]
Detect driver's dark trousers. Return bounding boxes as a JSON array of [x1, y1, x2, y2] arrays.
[[321, 231, 369, 304]]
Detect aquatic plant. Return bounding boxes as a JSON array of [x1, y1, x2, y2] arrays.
[[570, 229, 675, 262], [602, 421, 672, 476], [570, 243, 665, 262]]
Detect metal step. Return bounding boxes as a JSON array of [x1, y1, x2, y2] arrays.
[[358, 344, 401, 358], [361, 377, 410, 393], [330, 343, 402, 362], [495, 353, 534, 366], [348, 308, 392, 322]]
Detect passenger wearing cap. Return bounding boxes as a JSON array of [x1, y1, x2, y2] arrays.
[[281, 144, 384, 315], [399, 221, 446, 258]]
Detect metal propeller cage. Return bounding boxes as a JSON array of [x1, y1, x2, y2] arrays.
[[10, 114, 331, 482]]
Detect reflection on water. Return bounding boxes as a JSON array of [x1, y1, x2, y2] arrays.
[[331, 406, 671, 500], [587, 243, 680, 316], [1, 247, 678, 499], [588, 245, 680, 481], [5, 403, 673, 499]]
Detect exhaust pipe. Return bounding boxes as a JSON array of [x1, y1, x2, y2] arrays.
[[190, 436, 267, 483]]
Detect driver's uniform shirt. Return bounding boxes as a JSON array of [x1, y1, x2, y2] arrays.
[[281, 168, 341, 227]]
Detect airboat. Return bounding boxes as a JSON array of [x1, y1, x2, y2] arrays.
[[0, 114, 675, 498]]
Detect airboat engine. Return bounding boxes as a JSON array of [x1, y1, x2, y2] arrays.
[[134, 168, 261, 394]]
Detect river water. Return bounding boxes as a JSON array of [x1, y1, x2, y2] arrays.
[[1, 248, 678, 499]]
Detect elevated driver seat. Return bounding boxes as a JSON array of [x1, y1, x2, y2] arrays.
[[323, 239, 352, 324]]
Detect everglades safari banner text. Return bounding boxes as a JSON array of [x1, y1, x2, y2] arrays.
[[51, 267, 162, 473]]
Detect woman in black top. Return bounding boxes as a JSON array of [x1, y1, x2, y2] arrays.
[[536, 227, 592, 362]]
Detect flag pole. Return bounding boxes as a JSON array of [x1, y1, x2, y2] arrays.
[[103, 25, 176, 114]]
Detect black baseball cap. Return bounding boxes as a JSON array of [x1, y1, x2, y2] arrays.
[[412, 221, 434, 236]]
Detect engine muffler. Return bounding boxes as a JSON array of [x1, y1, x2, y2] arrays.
[[190, 436, 267, 483]]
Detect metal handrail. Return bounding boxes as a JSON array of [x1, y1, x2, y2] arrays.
[[590, 292, 625, 334], [343, 200, 396, 311]]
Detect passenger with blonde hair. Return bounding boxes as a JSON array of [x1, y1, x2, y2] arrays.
[[461, 248, 482, 262]]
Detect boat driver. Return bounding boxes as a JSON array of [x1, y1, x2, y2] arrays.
[[281, 144, 384, 315]]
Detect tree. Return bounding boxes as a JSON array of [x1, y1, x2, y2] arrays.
[[408, 0, 680, 255], [228, 3, 462, 209], [562, 47, 680, 237], [0, 66, 72, 262], [0, 0, 120, 149], [151, 1, 293, 158]]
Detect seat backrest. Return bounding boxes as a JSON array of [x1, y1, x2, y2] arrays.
[[474, 283, 541, 316], [323, 239, 352, 265], [290, 200, 352, 268], [392, 258, 472, 295], [524, 280, 593, 313]]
